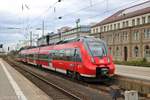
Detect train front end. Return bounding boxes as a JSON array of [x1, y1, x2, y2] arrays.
[[80, 37, 115, 80]]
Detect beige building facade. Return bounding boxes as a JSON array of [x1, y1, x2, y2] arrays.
[[91, 1, 150, 61]]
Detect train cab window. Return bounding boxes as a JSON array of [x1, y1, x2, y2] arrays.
[[85, 39, 108, 58], [74, 49, 82, 62]]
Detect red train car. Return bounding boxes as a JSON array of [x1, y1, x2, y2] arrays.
[[17, 49, 28, 62], [18, 36, 115, 81]]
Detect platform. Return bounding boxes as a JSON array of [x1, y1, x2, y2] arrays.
[[0, 58, 51, 100], [116, 64, 150, 81], [115, 64, 150, 96]]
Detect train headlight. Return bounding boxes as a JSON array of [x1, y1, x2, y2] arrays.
[[91, 57, 95, 63], [107, 57, 110, 63]]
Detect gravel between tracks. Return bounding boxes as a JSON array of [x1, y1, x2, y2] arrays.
[[6, 57, 113, 100]]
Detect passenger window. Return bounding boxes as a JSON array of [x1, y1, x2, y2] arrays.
[[39, 54, 48, 60], [34, 54, 38, 60], [65, 49, 71, 61], [53, 50, 58, 60], [49, 50, 54, 61], [59, 50, 65, 60], [51, 49, 81, 62]]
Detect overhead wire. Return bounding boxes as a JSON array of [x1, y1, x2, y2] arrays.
[[29, 0, 148, 32], [27, 0, 62, 29], [43, 0, 145, 29], [85, 0, 147, 22], [30, 0, 106, 28]]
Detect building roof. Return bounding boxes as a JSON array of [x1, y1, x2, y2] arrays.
[[92, 1, 150, 27], [62, 25, 90, 33]]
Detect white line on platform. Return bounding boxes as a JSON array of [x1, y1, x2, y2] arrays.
[[0, 59, 28, 100]]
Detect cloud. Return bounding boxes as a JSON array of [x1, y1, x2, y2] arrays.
[[0, 0, 149, 50], [0, 33, 24, 43]]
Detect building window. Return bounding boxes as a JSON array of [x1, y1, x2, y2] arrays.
[[132, 19, 135, 26], [104, 26, 106, 32], [148, 16, 150, 23], [93, 28, 95, 33], [114, 24, 116, 30], [134, 46, 139, 57], [123, 32, 128, 41], [98, 27, 101, 32], [142, 17, 146, 24], [144, 45, 150, 57], [99, 33, 102, 38], [133, 30, 139, 40], [108, 34, 113, 43], [137, 18, 140, 25], [144, 29, 150, 39], [115, 33, 120, 42], [117, 23, 120, 29], [123, 21, 125, 28], [126, 21, 129, 27], [116, 47, 119, 56], [110, 24, 112, 30], [96, 28, 98, 33], [114, 33, 119, 42], [100, 26, 103, 32], [107, 25, 109, 31]]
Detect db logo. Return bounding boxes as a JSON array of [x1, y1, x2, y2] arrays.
[[99, 60, 104, 63]]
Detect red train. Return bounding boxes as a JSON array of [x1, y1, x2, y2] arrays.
[[17, 36, 115, 81]]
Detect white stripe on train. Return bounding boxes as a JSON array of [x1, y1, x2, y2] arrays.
[[29, 62, 96, 78]]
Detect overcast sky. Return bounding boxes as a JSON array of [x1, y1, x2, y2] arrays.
[[0, 0, 149, 51]]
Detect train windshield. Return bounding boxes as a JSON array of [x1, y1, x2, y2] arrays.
[[85, 39, 107, 58]]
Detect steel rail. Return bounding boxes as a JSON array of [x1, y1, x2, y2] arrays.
[[7, 59, 81, 100]]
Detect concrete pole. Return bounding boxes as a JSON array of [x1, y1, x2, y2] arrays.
[[42, 20, 45, 36], [30, 31, 32, 46]]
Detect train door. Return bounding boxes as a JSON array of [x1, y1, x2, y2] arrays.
[[64, 49, 74, 71], [48, 50, 55, 70], [74, 48, 82, 71], [72, 48, 82, 79]]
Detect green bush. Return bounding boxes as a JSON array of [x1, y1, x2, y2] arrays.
[[114, 60, 150, 67], [142, 57, 147, 62]]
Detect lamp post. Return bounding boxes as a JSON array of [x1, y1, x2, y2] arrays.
[[58, 16, 62, 41], [76, 18, 80, 38]]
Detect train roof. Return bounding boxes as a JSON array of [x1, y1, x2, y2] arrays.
[[19, 36, 105, 52], [56, 36, 105, 45]]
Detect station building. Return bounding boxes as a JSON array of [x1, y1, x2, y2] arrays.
[[91, 1, 150, 61], [60, 25, 90, 40], [37, 25, 90, 46]]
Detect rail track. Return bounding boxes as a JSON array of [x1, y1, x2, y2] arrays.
[[5, 57, 113, 100], [3, 56, 150, 100], [6, 59, 82, 100]]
